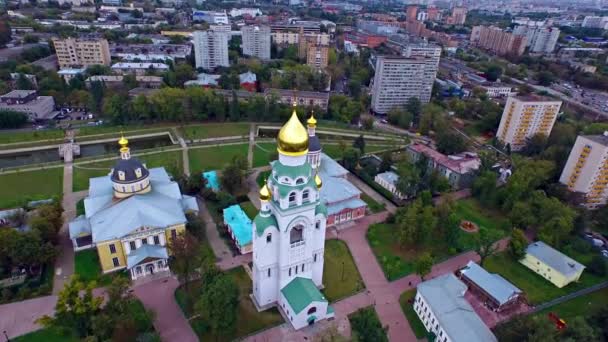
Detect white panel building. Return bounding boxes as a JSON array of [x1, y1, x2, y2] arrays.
[[241, 25, 271, 60], [193, 28, 230, 70]]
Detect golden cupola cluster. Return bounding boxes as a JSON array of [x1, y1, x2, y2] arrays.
[[315, 173, 322, 189], [277, 103, 309, 156]]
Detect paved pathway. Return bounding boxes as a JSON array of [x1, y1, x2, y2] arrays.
[[133, 276, 198, 342], [197, 198, 232, 261], [346, 174, 397, 213], [0, 295, 57, 339], [247, 123, 255, 168]]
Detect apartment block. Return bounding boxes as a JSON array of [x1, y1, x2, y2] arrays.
[[371, 54, 438, 114], [559, 134, 608, 208], [449, 7, 467, 25], [496, 96, 562, 151], [306, 44, 329, 69], [513, 26, 560, 53], [241, 25, 271, 60], [298, 29, 330, 59], [470, 26, 527, 57], [193, 28, 230, 70], [582, 16, 608, 29], [52, 37, 111, 69], [0, 90, 55, 120]]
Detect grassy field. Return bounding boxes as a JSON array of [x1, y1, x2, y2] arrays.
[[0, 129, 65, 144], [74, 249, 128, 286], [0, 167, 63, 209], [536, 286, 608, 320], [253, 142, 276, 168], [189, 144, 248, 173], [399, 290, 427, 339], [366, 224, 414, 281], [323, 239, 365, 302], [360, 193, 385, 214], [484, 252, 608, 305], [452, 199, 510, 251], [14, 328, 79, 342], [72, 151, 183, 192], [240, 201, 258, 219], [181, 123, 250, 140], [175, 266, 283, 341]]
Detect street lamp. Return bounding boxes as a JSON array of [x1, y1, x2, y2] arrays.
[[341, 261, 345, 281], [3, 330, 9, 342]]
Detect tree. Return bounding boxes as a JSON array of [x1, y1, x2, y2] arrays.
[[353, 134, 366, 154], [167, 232, 200, 298], [220, 155, 248, 195], [405, 97, 422, 125], [522, 133, 548, 156], [378, 151, 393, 173], [0, 110, 28, 129], [414, 252, 434, 280], [103, 94, 130, 124], [38, 275, 103, 338], [536, 71, 556, 86], [0, 21, 11, 47], [342, 148, 360, 170], [485, 64, 503, 82], [436, 131, 468, 155], [508, 228, 527, 260], [361, 116, 374, 130], [588, 255, 607, 276], [349, 308, 388, 342], [123, 74, 138, 89], [474, 229, 499, 266], [16, 74, 35, 90], [229, 90, 240, 121], [195, 274, 239, 338], [395, 161, 421, 199]]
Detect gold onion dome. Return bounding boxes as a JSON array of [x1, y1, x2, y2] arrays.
[[315, 174, 322, 189], [259, 183, 271, 201], [118, 136, 129, 147], [307, 112, 317, 127], [277, 105, 309, 156]]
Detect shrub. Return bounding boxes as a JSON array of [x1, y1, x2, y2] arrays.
[[588, 255, 607, 276]]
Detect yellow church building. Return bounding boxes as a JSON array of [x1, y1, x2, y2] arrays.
[[69, 137, 198, 280]]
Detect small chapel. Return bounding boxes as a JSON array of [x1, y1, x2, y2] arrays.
[[252, 105, 335, 330]]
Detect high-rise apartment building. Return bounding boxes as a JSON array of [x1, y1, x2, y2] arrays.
[[427, 6, 440, 21], [513, 26, 560, 53], [559, 134, 608, 209], [406, 5, 418, 22], [193, 28, 230, 70], [371, 55, 437, 114], [52, 37, 111, 69], [470, 26, 527, 57], [241, 25, 271, 60], [298, 28, 330, 60], [582, 16, 608, 29], [306, 44, 328, 69], [450, 7, 467, 25], [496, 96, 562, 151]]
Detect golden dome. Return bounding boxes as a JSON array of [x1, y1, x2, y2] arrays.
[[277, 106, 309, 156], [118, 136, 129, 147], [315, 173, 322, 189], [259, 183, 271, 202], [307, 111, 317, 127]]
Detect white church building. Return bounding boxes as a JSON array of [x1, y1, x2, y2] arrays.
[[251, 106, 335, 329]]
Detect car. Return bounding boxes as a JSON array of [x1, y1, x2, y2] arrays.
[[602, 249, 608, 258]]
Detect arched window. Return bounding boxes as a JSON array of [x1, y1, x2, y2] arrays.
[[135, 168, 142, 178], [288, 192, 296, 205], [302, 190, 310, 202], [307, 307, 317, 315], [296, 177, 305, 185], [290, 225, 304, 244], [266, 234, 272, 243], [118, 171, 125, 181]]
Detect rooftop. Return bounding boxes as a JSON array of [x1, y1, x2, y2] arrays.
[[0, 90, 36, 99], [582, 134, 608, 146], [281, 277, 327, 314], [525, 241, 585, 277], [460, 260, 522, 306], [223, 204, 253, 247], [376, 171, 399, 184], [408, 143, 480, 174]]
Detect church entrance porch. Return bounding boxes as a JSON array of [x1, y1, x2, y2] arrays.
[[126, 244, 170, 280], [130, 259, 169, 280]]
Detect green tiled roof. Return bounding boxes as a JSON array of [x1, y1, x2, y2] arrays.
[[254, 213, 278, 236], [271, 161, 312, 181], [326, 305, 334, 315], [281, 277, 327, 314], [315, 203, 327, 216]]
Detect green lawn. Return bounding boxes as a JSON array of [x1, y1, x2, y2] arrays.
[[240, 201, 258, 219], [175, 266, 283, 341], [74, 249, 128, 286], [536, 286, 608, 321], [253, 142, 276, 168], [0, 129, 65, 144], [367, 224, 414, 281], [360, 193, 385, 214], [322, 144, 345, 159], [484, 252, 608, 305], [181, 123, 250, 140], [73, 151, 183, 192], [399, 290, 427, 339], [323, 239, 365, 302], [452, 199, 510, 251], [188, 144, 249, 173], [0, 168, 63, 209], [76, 198, 85, 216], [14, 327, 79, 342]]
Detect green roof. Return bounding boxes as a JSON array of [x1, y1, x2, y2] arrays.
[[254, 212, 278, 237], [281, 277, 327, 314], [326, 305, 334, 315], [315, 203, 328, 216], [271, 161, 312, 182]]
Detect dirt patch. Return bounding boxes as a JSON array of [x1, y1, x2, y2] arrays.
[[460, 220, 479, 233]]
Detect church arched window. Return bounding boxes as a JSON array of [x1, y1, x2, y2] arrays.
[[288, 192, 297, 205], [266, 233, 272, 243], [307, 307, 317, 315], [290, 225, 304, 244], [118, 171, 125, 181], [302, 190, 310, 202], [135, 168, 142, 178], [296, 177, 305, 185]]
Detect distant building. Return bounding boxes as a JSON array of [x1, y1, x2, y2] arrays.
[[496, 96, 562, 151], [448, 7, 467, 25], [417, 11, 428, 22], [229, 8, 261, 17], [111, 62, 169, 75], [406, 5, 418, 22], [414, 274, 497, 342], [184, 73, 221, 88], [582, 16, 608, 29], [306, 44, 329, 69], [0, 90, 55, 121], [520, 241, 585, 288], [57, 68, 85, 82], [241, 26, 271, 60], [513, 26, 560, 53], [344, 31, 387, 48], [86, 75, 163, 89], [223, 205, 253, 254], [239, 71, 257, 92], [559, 134, 608, 208], [264, 89, 329, 110], [10, 73, 38, 88], [374, 171, 404, 199], [52, 37, 111, 69], [459, 261, 523, 312], [479, 83, 513, 98], [470, 26, 527, 57], [192, 10, 229, 24], [371, 54, 438, 114], [427, 6, 440, 21], [110, 43, 192, 61], [193, 28, 230, 70], [271, 23, 328, 46], [406, 143, 480, 190]]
